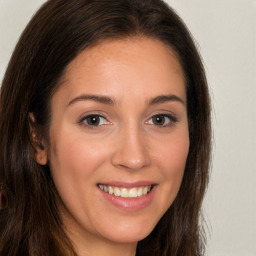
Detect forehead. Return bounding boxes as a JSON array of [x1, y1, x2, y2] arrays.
[[55, 36, 186, 105], [65, 37, 183, 77]]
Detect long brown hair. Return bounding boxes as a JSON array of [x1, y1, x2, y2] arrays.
[[0, 0, 211, 255]]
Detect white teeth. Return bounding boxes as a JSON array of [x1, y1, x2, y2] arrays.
[[108, 186, 114, 195], [137, 187, 143, 197], [121, 188, 129, 198], [129, 188, 138, 198], [99, 185, 152, 198], [114, 187, 121, 196]]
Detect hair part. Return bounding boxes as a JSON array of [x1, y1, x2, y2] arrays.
[[0, 0, 211, 255]]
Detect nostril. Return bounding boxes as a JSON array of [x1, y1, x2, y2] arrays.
[[111, 131, 151, 170]]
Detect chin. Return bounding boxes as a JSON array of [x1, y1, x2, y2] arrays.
[[96, 216, 158, 244]]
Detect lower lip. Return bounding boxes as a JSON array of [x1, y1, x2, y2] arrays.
[[99, 186, 156, 212]]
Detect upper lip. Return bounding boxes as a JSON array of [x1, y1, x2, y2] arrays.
[[97, 181, 156, 188]]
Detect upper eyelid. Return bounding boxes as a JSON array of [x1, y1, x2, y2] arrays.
[[78, 112, 108, 121], [78, 114, 111, 129], [149, 114, 176, 121], [77, 112, 178, 124], [80, 114, 108, 122], [81, 113, 105, 119], [147, 113, 177, 121]]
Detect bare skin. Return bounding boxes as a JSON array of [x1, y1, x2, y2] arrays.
[[35, 37, 189, 256]]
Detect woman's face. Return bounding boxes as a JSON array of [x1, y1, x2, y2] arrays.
[[38, 37, 189, 249]]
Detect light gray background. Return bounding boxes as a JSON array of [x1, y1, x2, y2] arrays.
[[0, 1, 256, 255]]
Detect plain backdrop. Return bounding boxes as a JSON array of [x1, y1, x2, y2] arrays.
[[0, 1, 256, 255]]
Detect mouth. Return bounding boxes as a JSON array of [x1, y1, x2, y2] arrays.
[[98, 184, 153, 198]]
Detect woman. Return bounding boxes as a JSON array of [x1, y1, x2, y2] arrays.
[[0, 0, 211, 255]]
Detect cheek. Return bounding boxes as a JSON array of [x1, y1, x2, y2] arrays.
[[48, 131, 113, 228], [153, 127, 189, 173], [153, 129, 189, 204], [48, 128, 111, 198], [62, 141, 105, 171]]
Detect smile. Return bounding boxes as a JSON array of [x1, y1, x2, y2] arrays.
[[98, 184, 153, 198]]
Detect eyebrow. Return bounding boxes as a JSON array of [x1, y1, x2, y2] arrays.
[[67, 93, 185, 107], [149, 94, 185, 105], [68, 94, 116, 107]]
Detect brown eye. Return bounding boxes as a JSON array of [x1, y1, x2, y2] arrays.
[[148, 114, 177, 127], [82, 115, 107, 126], [152, 115, 166, 125]]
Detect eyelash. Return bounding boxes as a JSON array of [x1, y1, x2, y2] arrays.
[[79, 113, 177, 129], [79, 114, 110, 128], [146, 114, 177, 127]]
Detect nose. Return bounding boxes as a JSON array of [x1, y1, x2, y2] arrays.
[[111, 126, 151, 171]]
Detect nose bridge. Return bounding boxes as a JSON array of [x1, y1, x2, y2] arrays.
[[111, 121, 150, 170]]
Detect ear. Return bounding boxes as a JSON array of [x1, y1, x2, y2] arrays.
[[29, 113, 48, 166]]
